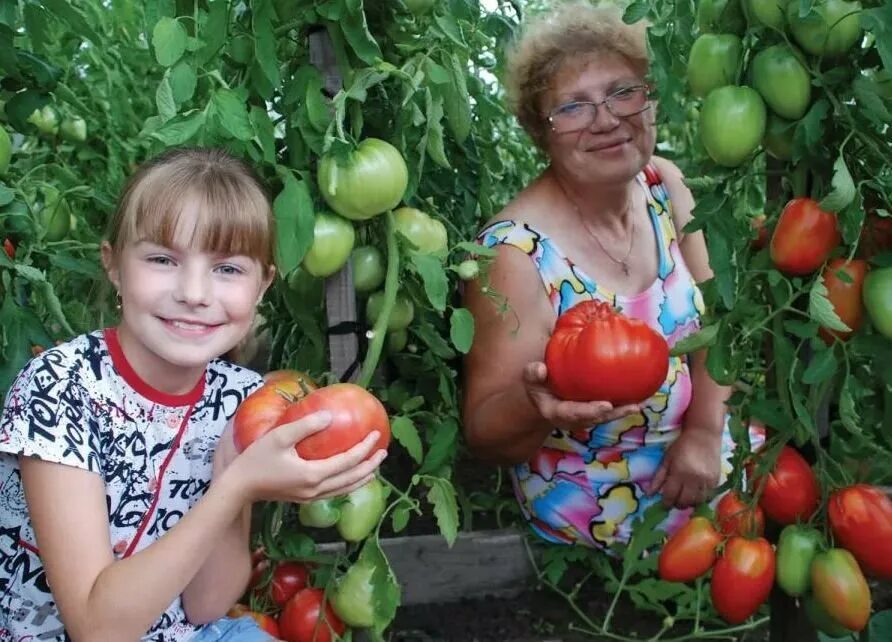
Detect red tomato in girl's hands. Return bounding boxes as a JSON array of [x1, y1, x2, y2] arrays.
[[278, 383, 390, 460], [658, 516, 723, 582], [270, 562, 311, 607], [747, 446, 819, 525], [828, 484, 892, 579], [545, 300, 669, 405], [233, 386, 293, 452], [716, 491, 765, 537], [279, 588, 346, 642], [711, 536, 776, 624]]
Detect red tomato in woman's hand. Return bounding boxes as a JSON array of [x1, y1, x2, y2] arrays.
[[658, 516, 723, 582], [279, 588, 346, 642], [818, 258, 868, 344], [711, 536, 776, 624], [270, 561, 311, 607], [716, 491, 765, 537], [769, 197, 840, 275], [748, 446, 819, 525], [233, 386, 294, 452], [278, 383, 390, 460], [828, 484, 892, 579], [544, 300, 669, 405]]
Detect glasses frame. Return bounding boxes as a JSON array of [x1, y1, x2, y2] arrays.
[[546, 84, 654, 133]]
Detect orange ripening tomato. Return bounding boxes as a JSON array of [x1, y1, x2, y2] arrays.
[[264, 369, 317, 398], [232, 385, 293, 452], [227, 604, 281, 637], [279, 383, 391, 460], [769, 197, 840, 275], [716, 491, 765, 537], [658, 516, 723, 582], [545, 299, 669, 405], [710, 536, 775, 624], [828, 484, 892, 579], [818, 258, 868, 344], [811, 548, 871, 632], [748, 446, 820, 525]]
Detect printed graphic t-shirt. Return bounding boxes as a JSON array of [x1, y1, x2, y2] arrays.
[[0, 328, 264, 641]]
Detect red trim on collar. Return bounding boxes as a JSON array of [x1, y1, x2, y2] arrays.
[[103, 327, 206, 407]]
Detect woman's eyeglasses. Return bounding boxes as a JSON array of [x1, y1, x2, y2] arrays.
[[547, 85, 652, 133]]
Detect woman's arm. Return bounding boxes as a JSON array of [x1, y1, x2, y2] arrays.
[[181, 423, 252, 625]]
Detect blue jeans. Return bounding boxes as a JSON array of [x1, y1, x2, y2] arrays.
[[189, 616, 278, 641]]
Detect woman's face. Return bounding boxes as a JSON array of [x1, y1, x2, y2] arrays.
[[543, 52, 656, 186]]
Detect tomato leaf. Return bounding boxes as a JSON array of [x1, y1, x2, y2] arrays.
[[440, 52, 472, 143], [809, 277, 850, 332], [424, 476, 459, 547], [669, 323, 719, 356], [839, 375, 862, 436], [802, 348, 837, 385], [357, 539, 401, 636], [155, 76, 176, 123], [339, 2, 382, 65], [391, 415, 423, 464], [424, 88, 451, 169], [390, 505, 410, 533], [432, 14, 467, 49], [211, 88, 253, 141], [249, 106, 276, 164], [252, 0, 279, 89], [792, 99, 829, 164], [623, 0, 650, 23], [819, 154, 856, 213], [411, 253, 448, 312], [40, 0, 101, 45], [169, 60, 197, 105], [449, 307, 475, 354], [862, 4, 892, 73], [418, 416, 458, 474], [197, 0, 229, 65], [273, 171, 315, 276], [150, 110, 205, 145], [152, 17, 187, 67]]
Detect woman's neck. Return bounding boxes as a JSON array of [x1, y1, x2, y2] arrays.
[[548, 166, 637, 233]]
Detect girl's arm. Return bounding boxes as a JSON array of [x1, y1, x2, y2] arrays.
[[22, 413, 385, 642]]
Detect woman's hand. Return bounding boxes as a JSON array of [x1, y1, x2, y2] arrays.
[[648, 428, 722, 508], [229, 411, 387, 504], [523, 362, 642, 432]]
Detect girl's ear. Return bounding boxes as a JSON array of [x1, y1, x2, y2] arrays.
[[100, 241, 120, 291], [258, 264, 276, 304]]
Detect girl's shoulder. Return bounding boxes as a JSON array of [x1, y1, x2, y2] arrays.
[[8, 330, 109, 392], [205, 357, 265, 395]]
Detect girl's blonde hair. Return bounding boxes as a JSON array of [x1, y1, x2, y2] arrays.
[[106, 147, 275, 269], [505, 1, 649, 148]]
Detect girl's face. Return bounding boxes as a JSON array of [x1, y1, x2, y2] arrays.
[[103, 196, 274, 391]]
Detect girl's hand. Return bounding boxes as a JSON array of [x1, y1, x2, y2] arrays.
[[523, 362, 642, 432], [229, 411, 387, 503]]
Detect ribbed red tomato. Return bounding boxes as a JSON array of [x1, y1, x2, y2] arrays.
[[233, 386, 293, 452], [770, 198, 840, 275], [828, 484, 892, 579], [278, 383, 391, 460], [279, 587, 346, 642], [748, 446, 819, 524], [658, 516, 723, 582], [270, 561, 310, 607], [711, 536, 776, 624], [716, 491, 765, 537], [818, 258, 868, 344], [544, 300, 669, 405]]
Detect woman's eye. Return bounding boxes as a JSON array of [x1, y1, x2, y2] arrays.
[[557, 102, 585, 115], [612, 87, 638, 100]]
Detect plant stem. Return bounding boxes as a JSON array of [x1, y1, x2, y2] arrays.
[[358, 211, 399, 388]]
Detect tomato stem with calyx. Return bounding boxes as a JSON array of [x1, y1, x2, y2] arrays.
[[358, 210, 400, 388]]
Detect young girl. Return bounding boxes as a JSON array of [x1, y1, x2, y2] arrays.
[[0, 147, 387, 641]]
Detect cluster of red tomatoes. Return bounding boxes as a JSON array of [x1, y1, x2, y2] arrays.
[[658, 445, 892, 633]]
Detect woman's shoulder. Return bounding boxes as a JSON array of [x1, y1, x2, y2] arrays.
[[648, 156, 695, 233], [478, 174, 553, 236]]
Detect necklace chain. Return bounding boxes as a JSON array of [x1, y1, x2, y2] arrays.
[[556, 179, 636, 276]]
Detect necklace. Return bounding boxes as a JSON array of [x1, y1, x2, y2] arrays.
[[556, 179, 637, 276]]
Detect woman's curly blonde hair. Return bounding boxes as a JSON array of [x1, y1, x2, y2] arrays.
[[505, 1, 649, 149]]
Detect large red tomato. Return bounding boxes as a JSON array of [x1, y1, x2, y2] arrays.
[[278, 383, 391, 460], [227, 604, 281, 637], [818, 259, 868, 344], [828, 484, 892, 579], [544, 300, 669, 405], [748, 446, 819, 525], [716, 491, 765, 537], [271, 561, 311, 607], [770, 198, 840, 275], [279, 588, 346, 642], [710, 536, 775, 624], [859, 211, 892, 258], [233, 386, 293, 452], [658, 516, 723, 582], [811, 548, 872, 632]]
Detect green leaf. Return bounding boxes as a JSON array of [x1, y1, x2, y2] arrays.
[[862, 4, 892, 73], [809, 277, 850, 332], [211, 89, 253, 140], [169, 60, 197, 105], [150, 110, 206, 145], [273, 171, 315, 275], [449, 307, 475, 354], [357, 539, 401, 637], [669, 324, 719, 356], [440, 52, 472, 143], [152, 17, 187, 67], [252, 0, 280, 89], [345, 68, 390, 102], [155, 76, 176, 122], [853, 76, 892, 123], [305, 73, 332, 133], [792, 100, 829, 163], [818, 154, 855, 213], [623, 0, 651, 23], [391, 505, 410, 533], [411, 253, 448, 312], [23, 4, 50, 55], [391, 415, 424, 464], [40, 0, 101, 45], [801, 348, 837, 385], [425, 89, 450, 169], [419, 416, 458, 474], [47, 253, 100, 277], [433, 14, 467, 49], [250, 107, 276, 165], [425, 477, 459, 547], [197, 0, 229, 65], [340, 3, 382, 65], [839, 374, 861, 435], [0, 185, 15, 207]]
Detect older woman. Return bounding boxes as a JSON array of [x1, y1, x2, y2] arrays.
[[462, 3, 762, 549]]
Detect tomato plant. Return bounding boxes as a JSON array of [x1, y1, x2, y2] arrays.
[[392, 206, 449, 254], [279, 588, 346, 642], [686, 34, 743, 99], [744, 0, 786, 30], [696, 0, 747, 34], [350, 245, 386, 293], [818, 258, 868, 343], [27, 105, 58, 136], [828, 484, 892, 578], [336, 477, 386, 542], [716, 491, 765, 537], [366, 290, 415, 331], [775, 525, 822, 597], [710, 536, 775, 624], [810, 548, 871, 632], [863, 267, 892, 339], [59, 117, 87, 143], [769, 198, 840, 275], [761, 115, 794, 161], [279, 383, 391, 461], [751, 44, 812, 120], [0, 127, 11, 175], [657, 516, 722, 582], [698, 86, 766, 167], [786, 0, 863, 57], [455, 259, 479, 281], [331, 559, 376, 627], [748, 446, 819, 524], [545, 300, 669, 405], [299, 498, 340, 529], [270, 561, 311, 607], [302, 212, 356, 278]]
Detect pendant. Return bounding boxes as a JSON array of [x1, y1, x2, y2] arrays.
[[620, 261, 630, 276]]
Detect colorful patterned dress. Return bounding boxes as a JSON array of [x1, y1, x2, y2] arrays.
[[477, 164, 763, 550]]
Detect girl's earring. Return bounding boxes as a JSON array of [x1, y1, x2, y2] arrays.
[[115, 293, 122, 310]]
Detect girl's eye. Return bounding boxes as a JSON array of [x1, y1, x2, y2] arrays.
[[148, 255, 174, 266], [216, 264, 244, 276]]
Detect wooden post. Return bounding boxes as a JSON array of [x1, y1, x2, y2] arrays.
[[308, 28, 360, 383]]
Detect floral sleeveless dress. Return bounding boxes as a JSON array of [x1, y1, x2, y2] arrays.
[[477, 164, 764, 550]]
